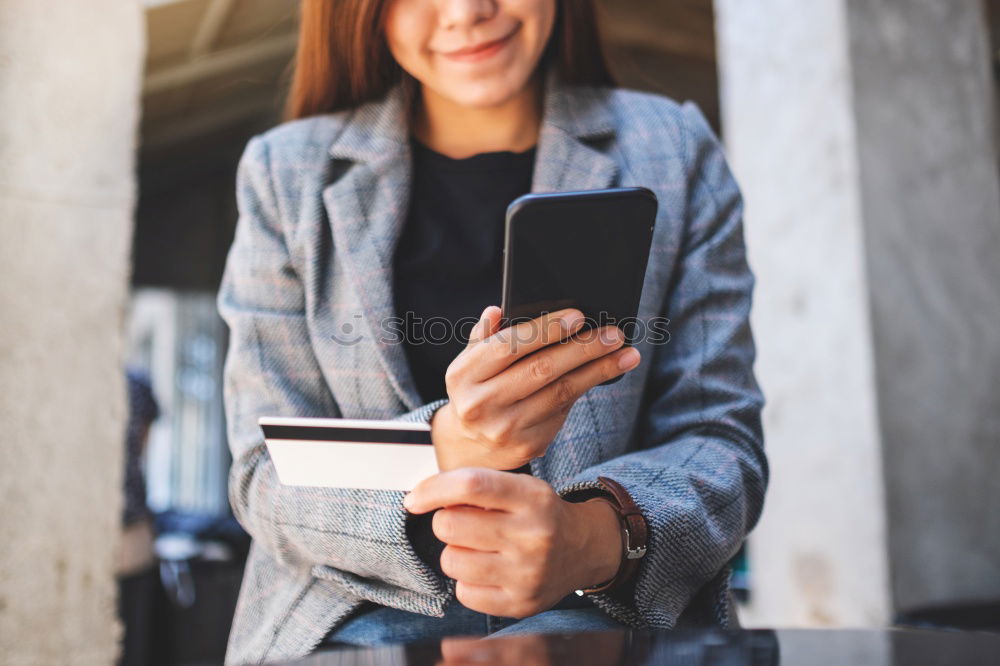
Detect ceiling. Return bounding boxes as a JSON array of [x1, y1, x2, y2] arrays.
[[141, 0, 298, 158]]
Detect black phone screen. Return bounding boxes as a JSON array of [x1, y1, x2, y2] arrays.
[[500, 187, 658, 343]]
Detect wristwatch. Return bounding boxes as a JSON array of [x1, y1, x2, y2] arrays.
[[572, 476, 648, 596]]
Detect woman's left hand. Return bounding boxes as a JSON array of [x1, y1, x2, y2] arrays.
[[403, 468, 623, 617]]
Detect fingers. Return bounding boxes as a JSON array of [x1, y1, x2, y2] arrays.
[[404, 468, 526, 514], [439, 544, 505, 585], [514, 345, 641, 430], [455, 581, 510, 616], [487, 325, 627, 403], [455, 308, 586, 383], [456, 581, 538, 619], [466, 305, 502, 347], [431, 506, 506, 551]]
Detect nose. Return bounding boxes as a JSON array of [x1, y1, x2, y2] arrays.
[[435, 0, 497, 29]]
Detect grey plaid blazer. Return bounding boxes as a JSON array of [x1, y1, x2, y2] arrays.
[[217, 66, 767, 665]]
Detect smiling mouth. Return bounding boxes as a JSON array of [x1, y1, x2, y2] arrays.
[[441, 25, 520, 62]]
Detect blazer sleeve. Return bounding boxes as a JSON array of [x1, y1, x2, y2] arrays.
[[217, 135, 453, 610], [557, 102, 768, 628]]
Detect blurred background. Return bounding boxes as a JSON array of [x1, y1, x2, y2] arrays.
[[0, 1, 997, 664]]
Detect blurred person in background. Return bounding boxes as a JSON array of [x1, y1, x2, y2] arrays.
[[217, 0, 768, 663], [116, 369, 160, 666]]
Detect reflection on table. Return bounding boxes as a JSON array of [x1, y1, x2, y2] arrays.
[[277, 627, 1000, 666]]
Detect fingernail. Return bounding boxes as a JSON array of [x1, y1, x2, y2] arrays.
[[560, 310, 584, 333], [604, 326, 624, 345], [618, 347, 640, 370], [402, 494, 414, 511]]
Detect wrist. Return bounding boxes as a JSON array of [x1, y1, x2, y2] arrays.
[[569, 476, 648, 596], [568, 497, 622, 588], [430, 402, 534, 472], [429, 401, 455, 470], [430, 402, 471, 471]]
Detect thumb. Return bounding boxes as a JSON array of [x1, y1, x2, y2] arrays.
[[466, 305, 502, 347]]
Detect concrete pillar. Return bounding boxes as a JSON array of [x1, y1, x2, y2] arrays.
[[0, 1, 144, 663], [715, 0, 1000, 626]]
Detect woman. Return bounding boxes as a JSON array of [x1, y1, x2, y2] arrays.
[[217, 0, 767, 663]]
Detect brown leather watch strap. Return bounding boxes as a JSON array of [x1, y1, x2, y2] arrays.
[[576, 475, 648, 596]]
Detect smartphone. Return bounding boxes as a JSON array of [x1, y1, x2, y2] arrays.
[[500, 187, 658, 384]]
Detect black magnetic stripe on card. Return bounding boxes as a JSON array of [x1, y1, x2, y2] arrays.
[[261, 424, 432, 445]]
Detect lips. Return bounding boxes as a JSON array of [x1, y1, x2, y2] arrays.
[[440, 25, 520, 61]]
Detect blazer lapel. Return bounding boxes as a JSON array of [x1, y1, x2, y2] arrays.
[[322, 69, 620, 412], [323, 85, 425, 411], [532, 67, 619, 194]]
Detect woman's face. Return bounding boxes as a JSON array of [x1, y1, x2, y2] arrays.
[[384, 0, 557, 108]]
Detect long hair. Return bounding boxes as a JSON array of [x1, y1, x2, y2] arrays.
[[284, 0, 614, 121]]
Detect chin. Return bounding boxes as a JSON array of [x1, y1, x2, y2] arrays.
[[437, 73, 534, 109]]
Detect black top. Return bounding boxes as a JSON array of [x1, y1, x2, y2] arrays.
[[392, 137, 537, 586], [393, 137, 536, 403]]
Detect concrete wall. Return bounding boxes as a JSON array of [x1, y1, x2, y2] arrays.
[[715, 0, 892, 626], [847, 0, 1000, 613], [716, 0, 1000, 625], [0, 1, 145, 663]]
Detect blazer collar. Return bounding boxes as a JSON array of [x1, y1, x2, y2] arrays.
[[327, 65, 617, 166], [323, 66, 620, 411]]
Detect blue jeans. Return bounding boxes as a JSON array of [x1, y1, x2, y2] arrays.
[[320, 592, 625, 647]]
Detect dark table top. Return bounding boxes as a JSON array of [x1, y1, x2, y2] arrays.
[[278, 627, 1000, 665]]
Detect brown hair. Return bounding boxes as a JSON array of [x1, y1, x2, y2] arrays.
[[284, 0, 614, 121]]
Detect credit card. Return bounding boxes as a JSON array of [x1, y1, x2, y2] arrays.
[[259, 416, 438, 491]]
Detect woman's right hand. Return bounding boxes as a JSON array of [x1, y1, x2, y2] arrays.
[[430, 305, 641, 472]]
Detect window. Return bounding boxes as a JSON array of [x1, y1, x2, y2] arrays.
[[127, 288, 230, 515]]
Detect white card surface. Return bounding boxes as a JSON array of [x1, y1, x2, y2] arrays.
[[259, 416, 440, 491]]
